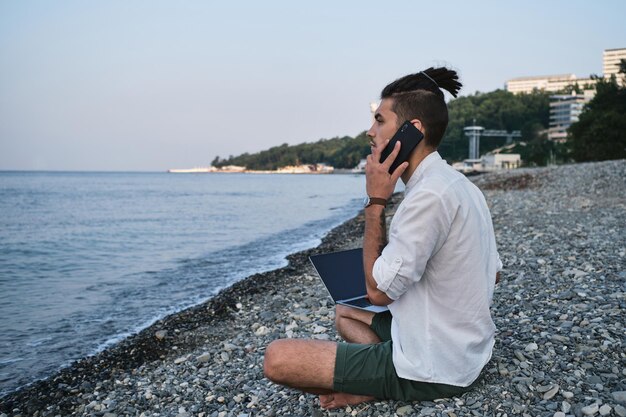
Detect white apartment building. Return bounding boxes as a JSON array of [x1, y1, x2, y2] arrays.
[[506, 48, 625, 94], [548, 90, 595, 142], [506, 74, 578, 94], [603, 48, 626, 85]]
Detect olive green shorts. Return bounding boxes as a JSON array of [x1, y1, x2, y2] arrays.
[[333, 311, 479, 401]]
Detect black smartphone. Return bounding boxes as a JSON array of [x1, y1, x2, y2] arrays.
[[379, 120, 424, 174]]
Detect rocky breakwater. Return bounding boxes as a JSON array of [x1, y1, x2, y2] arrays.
[[1, 159, 625, 417]]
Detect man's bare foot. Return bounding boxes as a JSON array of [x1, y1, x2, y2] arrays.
[[319, 392, 375, 409]]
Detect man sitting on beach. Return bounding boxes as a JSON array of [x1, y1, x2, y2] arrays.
[[263, 67, 502, 409]]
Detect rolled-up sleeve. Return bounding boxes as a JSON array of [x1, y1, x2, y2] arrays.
[[372, 190, 452, 301], [373, 255, 403, 300]]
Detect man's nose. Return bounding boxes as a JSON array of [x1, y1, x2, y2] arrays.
[[366, 124, 375, 138]]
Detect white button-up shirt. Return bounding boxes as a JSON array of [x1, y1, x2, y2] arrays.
[[373, 151, 502, 386]]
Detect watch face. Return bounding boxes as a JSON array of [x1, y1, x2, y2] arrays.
[[363, 196, 370, 207]]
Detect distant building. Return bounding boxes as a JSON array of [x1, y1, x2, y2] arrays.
[[168, 167, 216, 173], [452, 159, 483, 174], [506, 74, 578, 94], [220, 165, 246, 172], [482, 153, 522, 170], [452, 153, 521, 174], [352, 159, 367, 173], [572, 77, 597, 90], [275, 164, 334, 174], [506, 48, 624, 94], [548, 91, 595, 142], [603, 48, 626, 85]]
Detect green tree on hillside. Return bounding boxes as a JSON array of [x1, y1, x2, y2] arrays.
[[439, 89, 551, 162], [212, 134, 370, 170], [213, 87, 579, 169], [568, 67, 626, 162]]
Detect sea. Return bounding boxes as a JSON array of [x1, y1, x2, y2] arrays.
[[0, 171, 368, 396]]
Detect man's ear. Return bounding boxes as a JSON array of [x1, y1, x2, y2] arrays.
[[410, 119, 424, 133]]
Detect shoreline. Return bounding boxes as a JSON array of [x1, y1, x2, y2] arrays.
[[0, 173, 364, 400], [2, 160, 625, 417], [80, 203, 360, 374], [0, 189, 383, 413]]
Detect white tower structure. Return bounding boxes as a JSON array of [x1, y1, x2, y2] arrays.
[[464, 126, 484, 160], [464, 125, 522, 159]]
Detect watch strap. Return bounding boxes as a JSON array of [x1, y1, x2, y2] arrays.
[[366, 197, 387, 207]]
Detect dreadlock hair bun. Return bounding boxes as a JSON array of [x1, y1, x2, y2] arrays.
[[381, 67, 462, 98]]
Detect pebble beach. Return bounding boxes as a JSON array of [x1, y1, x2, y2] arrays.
[[1, 159, 625, 417]]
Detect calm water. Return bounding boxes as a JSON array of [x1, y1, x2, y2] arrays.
[[0, 171, 365, 395]]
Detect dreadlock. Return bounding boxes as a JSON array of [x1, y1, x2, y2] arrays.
[[381, 67, 462, 148]]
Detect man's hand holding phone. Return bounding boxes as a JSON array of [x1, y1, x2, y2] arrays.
[[365, 139, 408, 201], [365, 120, 424, 202]]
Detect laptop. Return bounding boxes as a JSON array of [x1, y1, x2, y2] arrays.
[[309, 248, 388, 313]]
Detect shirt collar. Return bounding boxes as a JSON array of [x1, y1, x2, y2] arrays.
[[405, 151, 443, 192]]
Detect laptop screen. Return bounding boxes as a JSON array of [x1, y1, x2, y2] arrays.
[[309, 248, 366, 302]]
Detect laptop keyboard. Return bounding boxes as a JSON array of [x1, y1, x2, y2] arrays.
[[347, 297, 372, 307]]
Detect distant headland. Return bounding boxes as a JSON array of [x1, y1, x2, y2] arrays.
[[168, 163, 341, 174]]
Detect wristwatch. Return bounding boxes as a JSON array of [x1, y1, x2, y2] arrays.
[[363, 196, 387, 208]]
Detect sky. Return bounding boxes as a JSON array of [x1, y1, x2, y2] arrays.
[[1, 1, 625, 171]]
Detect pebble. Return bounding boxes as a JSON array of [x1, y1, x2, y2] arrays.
[[582, 403, 599, 415], [543, 385, 559, 400], [599, 404, 611, 416], [562, 401, 572, 413], [613, 391, 626, 404], [524, 342, 538, 352], [312, 325, 327, 334], [173, 355, 189, 364], [551, 335, 570, 343], [396, 405, 413, 415], [254, 326, 270, 336], [2, 161, 625, 417]]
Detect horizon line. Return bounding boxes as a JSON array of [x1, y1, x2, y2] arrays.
[[0, 169, 168, 174]]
